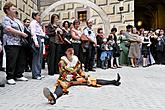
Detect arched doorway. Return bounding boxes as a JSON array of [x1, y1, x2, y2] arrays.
[[135, 0, 165, 30], [40, 0, 110, 36]]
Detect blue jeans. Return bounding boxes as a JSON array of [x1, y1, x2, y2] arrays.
[[32, 36, 43, 78], [100, 50, 112, 61]]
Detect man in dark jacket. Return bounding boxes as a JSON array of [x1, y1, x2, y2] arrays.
[[23, 18, 32, 72]]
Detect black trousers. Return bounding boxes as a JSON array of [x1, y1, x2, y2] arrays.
[[0, 50, 3, 70], [53, 79, 118, 101], [157, 51, 165, 64], [96, 79, 116, 85], [48, 41, 65, 75], [4, 45, 26, 80], [24, 46, 32, 70], [72, 43, 81, 59], [85, 43, 96, 69]]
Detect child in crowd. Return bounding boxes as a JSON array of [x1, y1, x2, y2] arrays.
[[100, 38, 112, 69]]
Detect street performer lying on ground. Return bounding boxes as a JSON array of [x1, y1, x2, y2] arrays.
[[43, 45, 121, 105]]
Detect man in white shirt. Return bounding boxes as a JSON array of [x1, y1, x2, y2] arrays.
[[83, 19, 97, 72]]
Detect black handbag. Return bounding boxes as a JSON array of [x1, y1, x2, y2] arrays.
[[20, 38, 29, 47], [82, 42, 89, 49], [15, 21, 29, 47]]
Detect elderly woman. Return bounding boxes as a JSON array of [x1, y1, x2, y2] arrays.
[[43, 45, 121, 105], [2, 2, 28, 85], [30, 11, 46, 80]]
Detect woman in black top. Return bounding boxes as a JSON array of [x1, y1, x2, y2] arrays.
[[47, 14, 64, 75]]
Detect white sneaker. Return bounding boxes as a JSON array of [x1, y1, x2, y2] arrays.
[[17, 77, 28, 81], [7, 79, 16, 85], [41, 75, 45, 78], [36, 76, 42, 80]]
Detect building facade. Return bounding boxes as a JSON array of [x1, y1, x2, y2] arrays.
[[1, 0, 165, 32], [40, 0, 134, 32]]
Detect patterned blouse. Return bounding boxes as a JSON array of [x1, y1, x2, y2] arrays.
[[2, 16, 24, 45]]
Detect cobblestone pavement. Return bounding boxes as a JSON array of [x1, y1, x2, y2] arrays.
[[0, 65, 165, 110]]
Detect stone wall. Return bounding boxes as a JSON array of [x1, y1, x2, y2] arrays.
[[40, 0, 134, 33], [0, 0, 134, 32]]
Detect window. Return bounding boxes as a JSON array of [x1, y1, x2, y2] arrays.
[[78, 11, 87, 22]]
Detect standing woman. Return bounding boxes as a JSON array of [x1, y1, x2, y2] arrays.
[[62, 20, 72, 51], [70, 20, 82, 60], [2, 2, 28, 85], [62, 21, 71, 44], [47, 14, 64, 75], [30, 12, 45, 80], [141, 31, 151, 67], [128, 27, 141, 68], [118, 30, 129, 65]]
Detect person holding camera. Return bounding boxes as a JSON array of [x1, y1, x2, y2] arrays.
[[83, 19, 97, 72]]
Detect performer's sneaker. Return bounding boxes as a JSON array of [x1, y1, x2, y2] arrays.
[[43, 87, 56, 105]]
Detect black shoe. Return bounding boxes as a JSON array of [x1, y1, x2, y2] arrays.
[[101, 66, 106, 69], [0, 84, 5, 87], [116, 73, 121, 82], [43, 87, 56, 105], [114, 81, 121, 86], [0, 68, 5, 71], [25, 69, 31, 72], [0, 79, 6, 87], [143, 65, 149, 67], [89, 68, 96, 72], [85, 69, 89, 72], [117, 66, 122, 68]]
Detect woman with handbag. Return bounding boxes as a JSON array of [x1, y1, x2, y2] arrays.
[[2, 2, 28, 85], [47, 14, 64, 75]]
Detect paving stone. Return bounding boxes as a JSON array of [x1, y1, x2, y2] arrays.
[[0, 65, 165, 110]]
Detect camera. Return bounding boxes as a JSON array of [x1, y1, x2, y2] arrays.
[[88, 31, 91, 35]]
